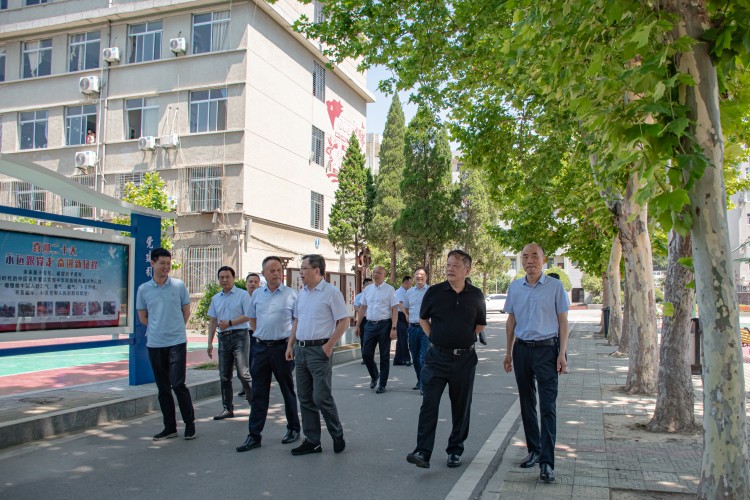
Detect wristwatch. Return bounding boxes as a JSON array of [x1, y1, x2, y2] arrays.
[[229, 320, 233, 327], [391, 327, 396, 330]]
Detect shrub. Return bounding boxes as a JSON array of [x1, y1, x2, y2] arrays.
[[193, 278, 247, 328]]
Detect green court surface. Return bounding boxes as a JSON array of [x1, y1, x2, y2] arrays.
[[0, 340, 206, 377]]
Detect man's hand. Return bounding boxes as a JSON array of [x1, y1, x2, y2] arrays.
[[322, 342, 334, 358], [557, 353, 568, 374], [503, 354, 513, 373], [219, 319, 230, 330], [285, 346, 294, 361], [390, 328, 397, 340], [207, 343, 213, 359]]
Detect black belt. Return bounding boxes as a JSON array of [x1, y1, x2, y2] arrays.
[[219, 328, 250, 335], [367, 319, 390, 324], [296, 338, 329, 347], [430, 343, 474, 355], [515, 338, 557, 347], [409, 322, 421, 327], [256, 338, 288, 347]]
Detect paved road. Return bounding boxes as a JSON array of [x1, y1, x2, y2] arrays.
[[0, 315, 520, 500]]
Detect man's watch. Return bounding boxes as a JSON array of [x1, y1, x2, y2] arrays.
[[229, 320, 233, 327], [391, 327, 397, 330]]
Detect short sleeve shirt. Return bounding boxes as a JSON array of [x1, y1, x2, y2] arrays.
[[250, 284, 297, 341], [136, 277, 190, 348], [360, 282, 398, 321], [504, 273, 569, 341], [403, 284, 430, 323], [207, 286, 252, 331], [294, 279, 350, 341], [419, 280, 486, 349]]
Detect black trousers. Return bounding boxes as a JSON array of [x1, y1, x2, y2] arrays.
[[248, 341, 301, 440], [393, 311, 411, 364], [362, 320, 392, 387], [415, 346, 477, 458], [148, 342, 195, 432], [513, 342, 559, 468]]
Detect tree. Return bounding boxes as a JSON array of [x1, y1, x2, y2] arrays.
[[396, 106, 459, 277], [368, 95, 406, 282], [328, 133, 369, 281], [113, 172, 175, 252], [581, 273, 603, 303]]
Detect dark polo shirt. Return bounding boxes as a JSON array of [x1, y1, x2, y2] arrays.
[[419, 280, 487, 349]]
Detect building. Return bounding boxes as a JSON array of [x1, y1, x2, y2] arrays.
[[0, 0, 374, 299], [365, 132, 380, 174], [728, 159, 750, 302]]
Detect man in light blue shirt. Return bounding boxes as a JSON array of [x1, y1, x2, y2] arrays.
[[503, 243, 569, 483], [237, 256, 301, 452], [207, 265, 253, 420], [136, 247, 195, 441], [403, 267, 430, 393], [393, 275, 413, 366], [285, 254, 350, 456]]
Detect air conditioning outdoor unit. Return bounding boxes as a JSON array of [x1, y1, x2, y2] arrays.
[[138, 136, 157, 151], [169, 37, 187, 54], [79, 76, 100, 95], [159, 134, 180, 149], [102, 47, 120, 63], [75, 151, 97, 168]]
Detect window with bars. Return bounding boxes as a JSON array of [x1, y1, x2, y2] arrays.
[[19, 110, 48, 150], [68, 31, 100, 72], [313, 61, 326, 101], [185, 245, 222, 294], [22, 39, 52, 78], [128, 21, 162, 64], [311, 191, 324, 230], [65, 104, 97, 146], [190, 89, 227, 133], [313, 0, 326, 23], [115, 172, 144, 199], [125, 98, 158, 139], [509, 258, 517, 271], [62, 174, 95, 218], [188, 165, 222, 212], [192, 11, 230, 54], [311, 126, 324, 166], [26, 0, 52, 5], [13, 182, 46, 211], [0, 46, 5, 82]]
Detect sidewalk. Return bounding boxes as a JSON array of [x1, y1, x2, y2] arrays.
[[480, 322, 750, 500]]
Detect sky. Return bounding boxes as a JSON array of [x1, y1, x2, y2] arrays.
[[365, 65, 418, 136]]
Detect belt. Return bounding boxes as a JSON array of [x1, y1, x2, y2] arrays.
[[430, 343, 474, 355], [367, 319, 390, 324], [256, 338, 288, 347], [515, 337, 557, 347], [219, 328, 249, 335], [296, 338, 329, 347], [409, 322, 421, 327]]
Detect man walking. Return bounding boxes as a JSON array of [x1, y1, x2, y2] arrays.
[[403, 268, 429, 393], [503, 242, 569, 483], [393, 276, 413, 366], [353, 277, 373, 365], [285, 254, 349, 455], [136, 248, 196, 441], [237, 256, 301, 452], [356, 266, 398, 394], [238, 272, 262, 398], [407, 250, 486, 469], [207, 266, 253, 420]]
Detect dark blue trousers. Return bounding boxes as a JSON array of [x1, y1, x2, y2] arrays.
[[362, 320, 392, 387], [393, 312, 411, 364], [148, 342, 195, 432], [248, 341, 300, 440]]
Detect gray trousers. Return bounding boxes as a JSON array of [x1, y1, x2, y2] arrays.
[[294, 344, 343, 445]]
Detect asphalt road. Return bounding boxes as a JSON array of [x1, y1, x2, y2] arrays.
[[0, 315, 520, 500]]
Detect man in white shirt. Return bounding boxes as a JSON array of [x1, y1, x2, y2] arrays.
[[393, 275, 413, 366], [403, 267, 430, 393]]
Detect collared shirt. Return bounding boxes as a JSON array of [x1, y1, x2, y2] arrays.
[[353, 292, 364, 308], [250, 283, 296, 341], [420, 280, 486, 349], [294, 279, 350, 341], [136, 277, 190, 348], [360, 281, 398, 321], [403, 284, 430, 323], [208, 285, 252, 332], [505, 273, 569, 341], [395, 286, 408, 304]]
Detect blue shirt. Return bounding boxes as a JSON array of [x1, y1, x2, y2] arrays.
[[294, 279, 350, 341], [403, 284, 429, 323], [250, 284, 296, 341], [136, 277, 190, 348], [505, 274, 569, 341], [208, 285, 252, 332]]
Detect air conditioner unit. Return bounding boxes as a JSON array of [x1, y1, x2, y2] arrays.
[[159, 134, 180, 148], [138, 136, 157, 151], [75, 151, 97, 168], [79, 76, 100, 95], [102, 47, 120, 63], [169, 37, 187, 54]]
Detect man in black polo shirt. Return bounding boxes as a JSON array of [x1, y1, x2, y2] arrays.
[[406, 249, 486, 469]]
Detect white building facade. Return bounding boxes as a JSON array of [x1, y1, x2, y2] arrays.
[[0, 0, 373, 298]]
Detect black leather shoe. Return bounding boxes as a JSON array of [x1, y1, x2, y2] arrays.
[[291, 439, 322, 455], [447, 454, 462, 468], [406, 451, 430, 468], [333, 436, 346, 453], [214, 408, 235, 420], [282, 430, 300, 444], [370, 376, 378, 389], [375, 386, 386, 394], [412, 384, 420, 390], [540, 463, 555, 483], [404, 361, 412, 366], [236, 435, 261, 452], [520, 451, 540, 468], [238, 390, 245, 397]]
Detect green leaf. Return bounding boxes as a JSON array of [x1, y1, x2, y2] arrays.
[[677, 257, 694, 271], [631, 23, 653, 48], [652, 81, 666, 102], [662, 302, 674, 318]]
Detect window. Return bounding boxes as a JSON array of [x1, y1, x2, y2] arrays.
[[747, 213, 750, 224], [311, 126, 324, 166], [19, 110, 48, 150], [186, 245, 222, 294], [128, 20, 162, 63], [14, 182, 46, 211], [125, 98, 158, 139], [0, 47, 5, 82], [1, 0, 7, 9], [189, 89, 227, 133], [115, 172, 144, 198], [744, 191, 750, 203], [68, 31, 100, 72], [313, 0, 326, 23], [62, 174, 95, 218], [313, 61, 326, 101], [22, 39, 52, 78], [188, 165, 222, 212], [65, 104, 97, 146], [26, 0, 52, 4], [311, 191, 324, 230], [192, 10, 230, 54]]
